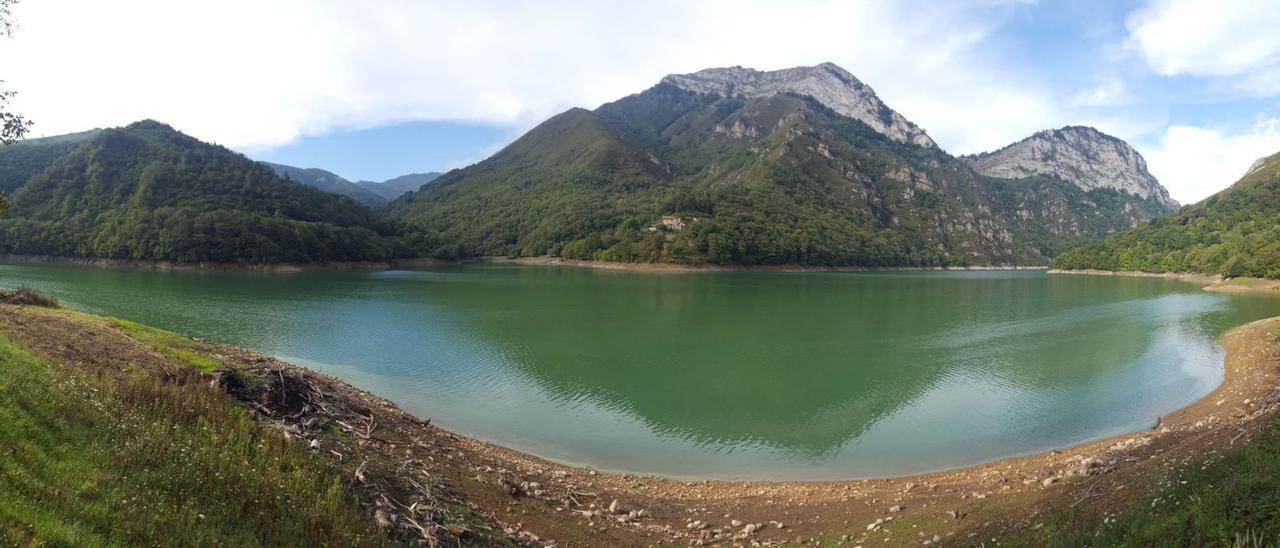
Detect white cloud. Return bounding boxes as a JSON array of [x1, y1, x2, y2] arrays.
[[1069, 78, 1133, 107], [1141, 118, 1280, 204], [1125, 0, 1280, 95], [0, 0, 1057, 154]]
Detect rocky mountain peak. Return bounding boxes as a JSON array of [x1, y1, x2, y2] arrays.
[[964, 126, 1178, 208], [661, 63, 936, 148]]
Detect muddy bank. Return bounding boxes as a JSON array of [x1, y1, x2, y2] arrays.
[[1049, 268, 1280, 293], [493, 256, 1049, 274]]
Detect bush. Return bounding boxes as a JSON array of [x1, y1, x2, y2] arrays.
[[1, 286, 59, 307]]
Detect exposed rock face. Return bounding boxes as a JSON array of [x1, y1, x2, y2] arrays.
[[1245, 156, 1269, 177], [662, 62, 936, 148], [964, 126, 1178, 208]]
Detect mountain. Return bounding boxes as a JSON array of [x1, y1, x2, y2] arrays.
[[662, 63, 936, 147], [391, 63, 1175, 266], [967, 127, 1180, 255], [0, 121, 398, 263], [262, 162, 441, 206], [357, 172, 441, 201], [965, 126, 1178, 209], [262, 162, 390, 208], [1053, 150, 1280, 278]]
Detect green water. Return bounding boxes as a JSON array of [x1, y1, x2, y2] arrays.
[[4, 262, 1279, 480]]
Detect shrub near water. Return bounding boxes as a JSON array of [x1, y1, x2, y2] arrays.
[[0, 330, 383, 546], [0, 286, 58, 307]]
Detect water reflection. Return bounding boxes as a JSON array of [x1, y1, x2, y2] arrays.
[[3, 263, 1279, 479]]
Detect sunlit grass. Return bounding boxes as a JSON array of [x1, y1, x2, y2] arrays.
[[0, 329, 383, 545], [109, 318, 222, 372]]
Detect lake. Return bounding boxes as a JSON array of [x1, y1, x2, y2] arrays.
[[4, 262, 1279, 480]]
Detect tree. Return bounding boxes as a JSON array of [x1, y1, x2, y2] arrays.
[[1, 0, 30, 213], [0, 86, 30, 144], [0, 0, 29, 144]]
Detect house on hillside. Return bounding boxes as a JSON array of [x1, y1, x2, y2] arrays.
[[660, 215, 686, 231]]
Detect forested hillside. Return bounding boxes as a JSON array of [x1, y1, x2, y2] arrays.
[[1053, 152, 1280, 278], [393, 93, 1004, 266], [0, 121, 403, 263]]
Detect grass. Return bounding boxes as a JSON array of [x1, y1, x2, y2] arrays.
[[0, 324, 384, 545], [1015, 382, 1280, 545], [109, 318, 223, 372]]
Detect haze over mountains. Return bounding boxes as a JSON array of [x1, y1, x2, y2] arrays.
[[0, 63, 1191, 268], [263, 162, 441, 208]]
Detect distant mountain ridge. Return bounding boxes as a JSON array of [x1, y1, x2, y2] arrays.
[[262, 162, 440, 207], [359, 172, 442, 201], [965, 126, 1177, 208]]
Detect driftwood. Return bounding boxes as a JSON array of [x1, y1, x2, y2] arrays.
[[210, 355, 479, 547]]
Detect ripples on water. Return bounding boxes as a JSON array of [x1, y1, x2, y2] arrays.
[[4, 263, 1280, 479]]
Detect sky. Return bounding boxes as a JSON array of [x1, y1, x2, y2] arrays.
[[3, 0, 1280, 202]]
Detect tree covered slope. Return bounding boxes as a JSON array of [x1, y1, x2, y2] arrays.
[[0, 121, 399, 263], [1053, 151, 1280, 278]]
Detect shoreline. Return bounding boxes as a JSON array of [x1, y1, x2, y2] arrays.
[[490, 256, 1050, 274], [2, 301, 1277, 545], [1049, 268, 1280, 293], [171, 312, 1280, 545], [426, 314, 1279, 545], [5, 267, 1280, 543], [0, 253, 1050, 274]]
